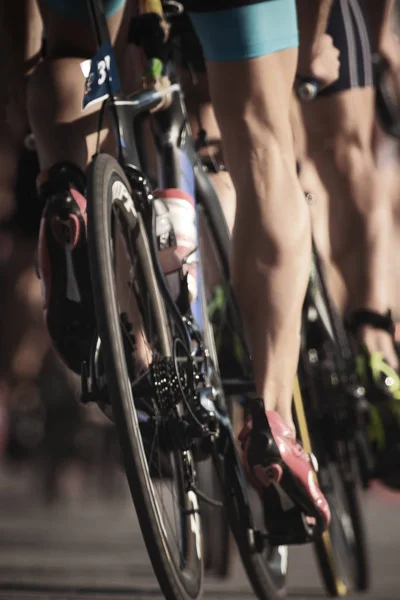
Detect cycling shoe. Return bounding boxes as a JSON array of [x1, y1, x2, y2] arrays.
[[345, 309, 400, 489], [37, 162, 95, 375], [356, 348, 400, 489], [239, 399, 331, 545]]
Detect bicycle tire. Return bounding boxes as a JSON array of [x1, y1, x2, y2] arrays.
[[302, 247, 370, 595], [195, 202, 287, 600], [194, 229, 233, 578], [196, 458, 231, 577], [292, 376, 348, 598], [297, 355, 369, 596], [87, 153, 203, 600], [219, 440, 288, 600], [314, 456, 369, 595], [195, 196, 250, 578], [310, 241, 374, 490], [342, 459, 369, 591], [196, 400, 244, 579]]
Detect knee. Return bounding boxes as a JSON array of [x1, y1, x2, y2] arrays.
[[314, 122, 373, 175], [310, 120, 388, 219]]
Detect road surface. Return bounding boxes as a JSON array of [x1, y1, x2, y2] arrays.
[[0, 463, 398, 600]]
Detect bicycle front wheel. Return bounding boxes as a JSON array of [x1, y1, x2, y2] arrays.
[[87, 154, 203, 600]]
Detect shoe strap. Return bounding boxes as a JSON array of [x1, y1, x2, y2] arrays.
[[345, 309, 395, 337]]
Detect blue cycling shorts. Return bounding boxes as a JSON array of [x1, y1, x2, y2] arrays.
[[42, 0, 298, 60], [188, 0, 298, 62], [41, 0, 126, 22]]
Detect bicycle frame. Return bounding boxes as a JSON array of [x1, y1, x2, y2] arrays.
[[83, 0, 256, 395], [86, 0, 230, 282], [83, 0, 345, 559]]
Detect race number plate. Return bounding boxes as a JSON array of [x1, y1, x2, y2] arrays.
[[81, 41, 121, 110]]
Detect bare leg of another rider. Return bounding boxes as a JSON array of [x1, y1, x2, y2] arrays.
[[371, 1, 400, 327], [302, 0, 399, 369], [27, 1, 133, 172]]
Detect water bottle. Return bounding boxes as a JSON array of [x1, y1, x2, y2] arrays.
[[154, 188, 197, 302]]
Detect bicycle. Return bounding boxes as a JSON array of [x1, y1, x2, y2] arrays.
[[75, 1, 335, 598]]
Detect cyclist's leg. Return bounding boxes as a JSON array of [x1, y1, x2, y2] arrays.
[[188, 2, 310, 431], [301, 0, 398, 368], [27, 0, 129, 171], [300, 0, 400, 487], [186, 1, 331, 530], [370, 1, 400, 327], [24, 0, 130, 374]]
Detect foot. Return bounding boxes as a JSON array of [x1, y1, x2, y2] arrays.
[[37, 162, 95, 374], [238, 400, 330, 544], [356, 345, 400, 489], [345, 309, 400, 489]]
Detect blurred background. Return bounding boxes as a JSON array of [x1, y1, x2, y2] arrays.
[[0, 1, 400, 599]]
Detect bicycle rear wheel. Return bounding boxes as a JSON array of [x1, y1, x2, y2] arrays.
[[87, 154, 203, 600], [194, 222, 232, 578], [293, 375, 348, 598], [301, 246, 370, 595], [197, 198, 287, 598], [214, 424, 288, 600], [310, 241, 374, 490]]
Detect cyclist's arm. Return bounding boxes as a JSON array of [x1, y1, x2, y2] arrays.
[[296, 0, 334, 77]]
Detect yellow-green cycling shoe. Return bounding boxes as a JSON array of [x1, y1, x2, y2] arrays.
[[355, 346, 400, 489], [345, 308, 400, 489]]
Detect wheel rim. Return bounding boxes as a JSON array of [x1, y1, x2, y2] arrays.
[[321, 461, 358, 588], [107, 174, 203, 589], [246, 486, 288, 588]]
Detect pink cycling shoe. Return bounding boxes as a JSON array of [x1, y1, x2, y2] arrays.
[[37, 162, 95, 375], [238, 399, 331, 545]]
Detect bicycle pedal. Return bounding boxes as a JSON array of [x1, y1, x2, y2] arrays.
[[263, 470, 327, 545], [264, 509, 322, 546]]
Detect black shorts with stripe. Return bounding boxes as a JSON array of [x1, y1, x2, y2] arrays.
[[319, 0, 374, 96]]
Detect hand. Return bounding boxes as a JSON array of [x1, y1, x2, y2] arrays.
[[299, 34, 340, 89]]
